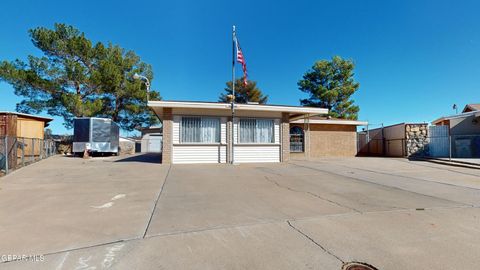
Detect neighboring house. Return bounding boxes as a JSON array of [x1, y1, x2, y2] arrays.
[[148, 100, 366, 164], [432, 111, 480, 158], [0, 111, 52, 139], [462, 103, 480, 113], [432, 111, 480, 135], [140, 126, 162, 153]]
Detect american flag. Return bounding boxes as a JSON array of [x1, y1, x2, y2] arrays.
[[235, 37, 248, 86]]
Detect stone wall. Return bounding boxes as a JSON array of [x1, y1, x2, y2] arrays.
[[405, 124, 428, 156], [119, 140, 135, 155]]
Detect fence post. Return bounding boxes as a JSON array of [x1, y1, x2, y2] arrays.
[[449, 135, 452, 161], [31, 138, 34, 163], [22, 137, 25, 167], [4, 136, 8, 175]]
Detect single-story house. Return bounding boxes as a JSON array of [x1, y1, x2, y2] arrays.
[[432, 110, 480, 136], [432, 110, 480, 158], [148, 100, 367, 164]]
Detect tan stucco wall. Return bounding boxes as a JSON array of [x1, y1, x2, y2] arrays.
[[291, 123, 358, 158]]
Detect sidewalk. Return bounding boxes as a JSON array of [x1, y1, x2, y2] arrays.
[[412, 156, 480, 169]]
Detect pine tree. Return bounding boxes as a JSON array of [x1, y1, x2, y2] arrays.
[[0, 23, 160, 130], [298, 56, 360, 119], [219, 77, 268, 104]]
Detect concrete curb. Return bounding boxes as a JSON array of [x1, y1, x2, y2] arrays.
[[410, 157, 480, 170]]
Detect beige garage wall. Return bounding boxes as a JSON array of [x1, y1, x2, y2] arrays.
[[291, 124, 357, 158]]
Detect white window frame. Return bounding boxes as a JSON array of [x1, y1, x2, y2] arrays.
[[238, 118, 275, 144], [180, 116, 221, 144]]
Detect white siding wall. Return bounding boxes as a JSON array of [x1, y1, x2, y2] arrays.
[[173, 145, 226, 164], [172, 115, 227, 164], [274, 119, 280, 144], [173, 116, 180, 144], [221, 117, 227, 144], [234, 146, 280, 163], [233, 118, 239, 144]]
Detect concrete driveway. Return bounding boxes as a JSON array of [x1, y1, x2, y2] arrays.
[[1, 155, 480, 269]]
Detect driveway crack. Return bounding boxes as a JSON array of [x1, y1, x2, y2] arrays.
[[287, 220, 344, 264], [264, 176, 362, 213], [142, 164, 172, 238], [290, 162, 475, 207]]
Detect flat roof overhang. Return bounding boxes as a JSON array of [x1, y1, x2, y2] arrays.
[[290, 118, 368, 126], [148, 100, 328, 120]]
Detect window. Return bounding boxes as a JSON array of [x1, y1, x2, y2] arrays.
[[181, 117, 220, 143], [239, 118, 274, 143], [290, 126, 304, 152]]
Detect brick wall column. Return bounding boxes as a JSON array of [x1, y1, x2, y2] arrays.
[[162, 108, 173, 164], [281, 112, 290, 162]]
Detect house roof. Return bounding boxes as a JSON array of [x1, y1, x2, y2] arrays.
[[432, 110, 480, 125], [0, 111, 53, 122], [148, 100, 328, 119], [290, 116, 368, 126], [462, 104, 480, 113]]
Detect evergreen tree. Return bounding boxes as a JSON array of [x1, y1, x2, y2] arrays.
[[219, 77, 268, 104], [298, 56, 360, 119], [0, 23, 160, 130]]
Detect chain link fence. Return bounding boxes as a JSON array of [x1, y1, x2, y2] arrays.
[[0, 136, 57, 176]]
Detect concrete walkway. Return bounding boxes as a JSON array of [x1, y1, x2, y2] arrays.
[[1, 155, 480, 269]]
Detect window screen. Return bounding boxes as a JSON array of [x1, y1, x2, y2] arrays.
[[239, 118, 274, 143], [181, 117, 220, 143]]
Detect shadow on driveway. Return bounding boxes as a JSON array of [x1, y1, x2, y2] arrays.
[[115, 153, 162, 164]]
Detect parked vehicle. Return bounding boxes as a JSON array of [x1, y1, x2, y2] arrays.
[[73, 118, 119, 155]]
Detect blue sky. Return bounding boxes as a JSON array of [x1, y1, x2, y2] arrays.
[[1, 0, 479, 134]]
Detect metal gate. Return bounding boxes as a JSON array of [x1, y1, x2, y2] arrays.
[[428, 126, 449, 157]]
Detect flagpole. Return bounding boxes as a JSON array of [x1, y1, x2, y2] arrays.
[[231, 25, 236, 164]]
